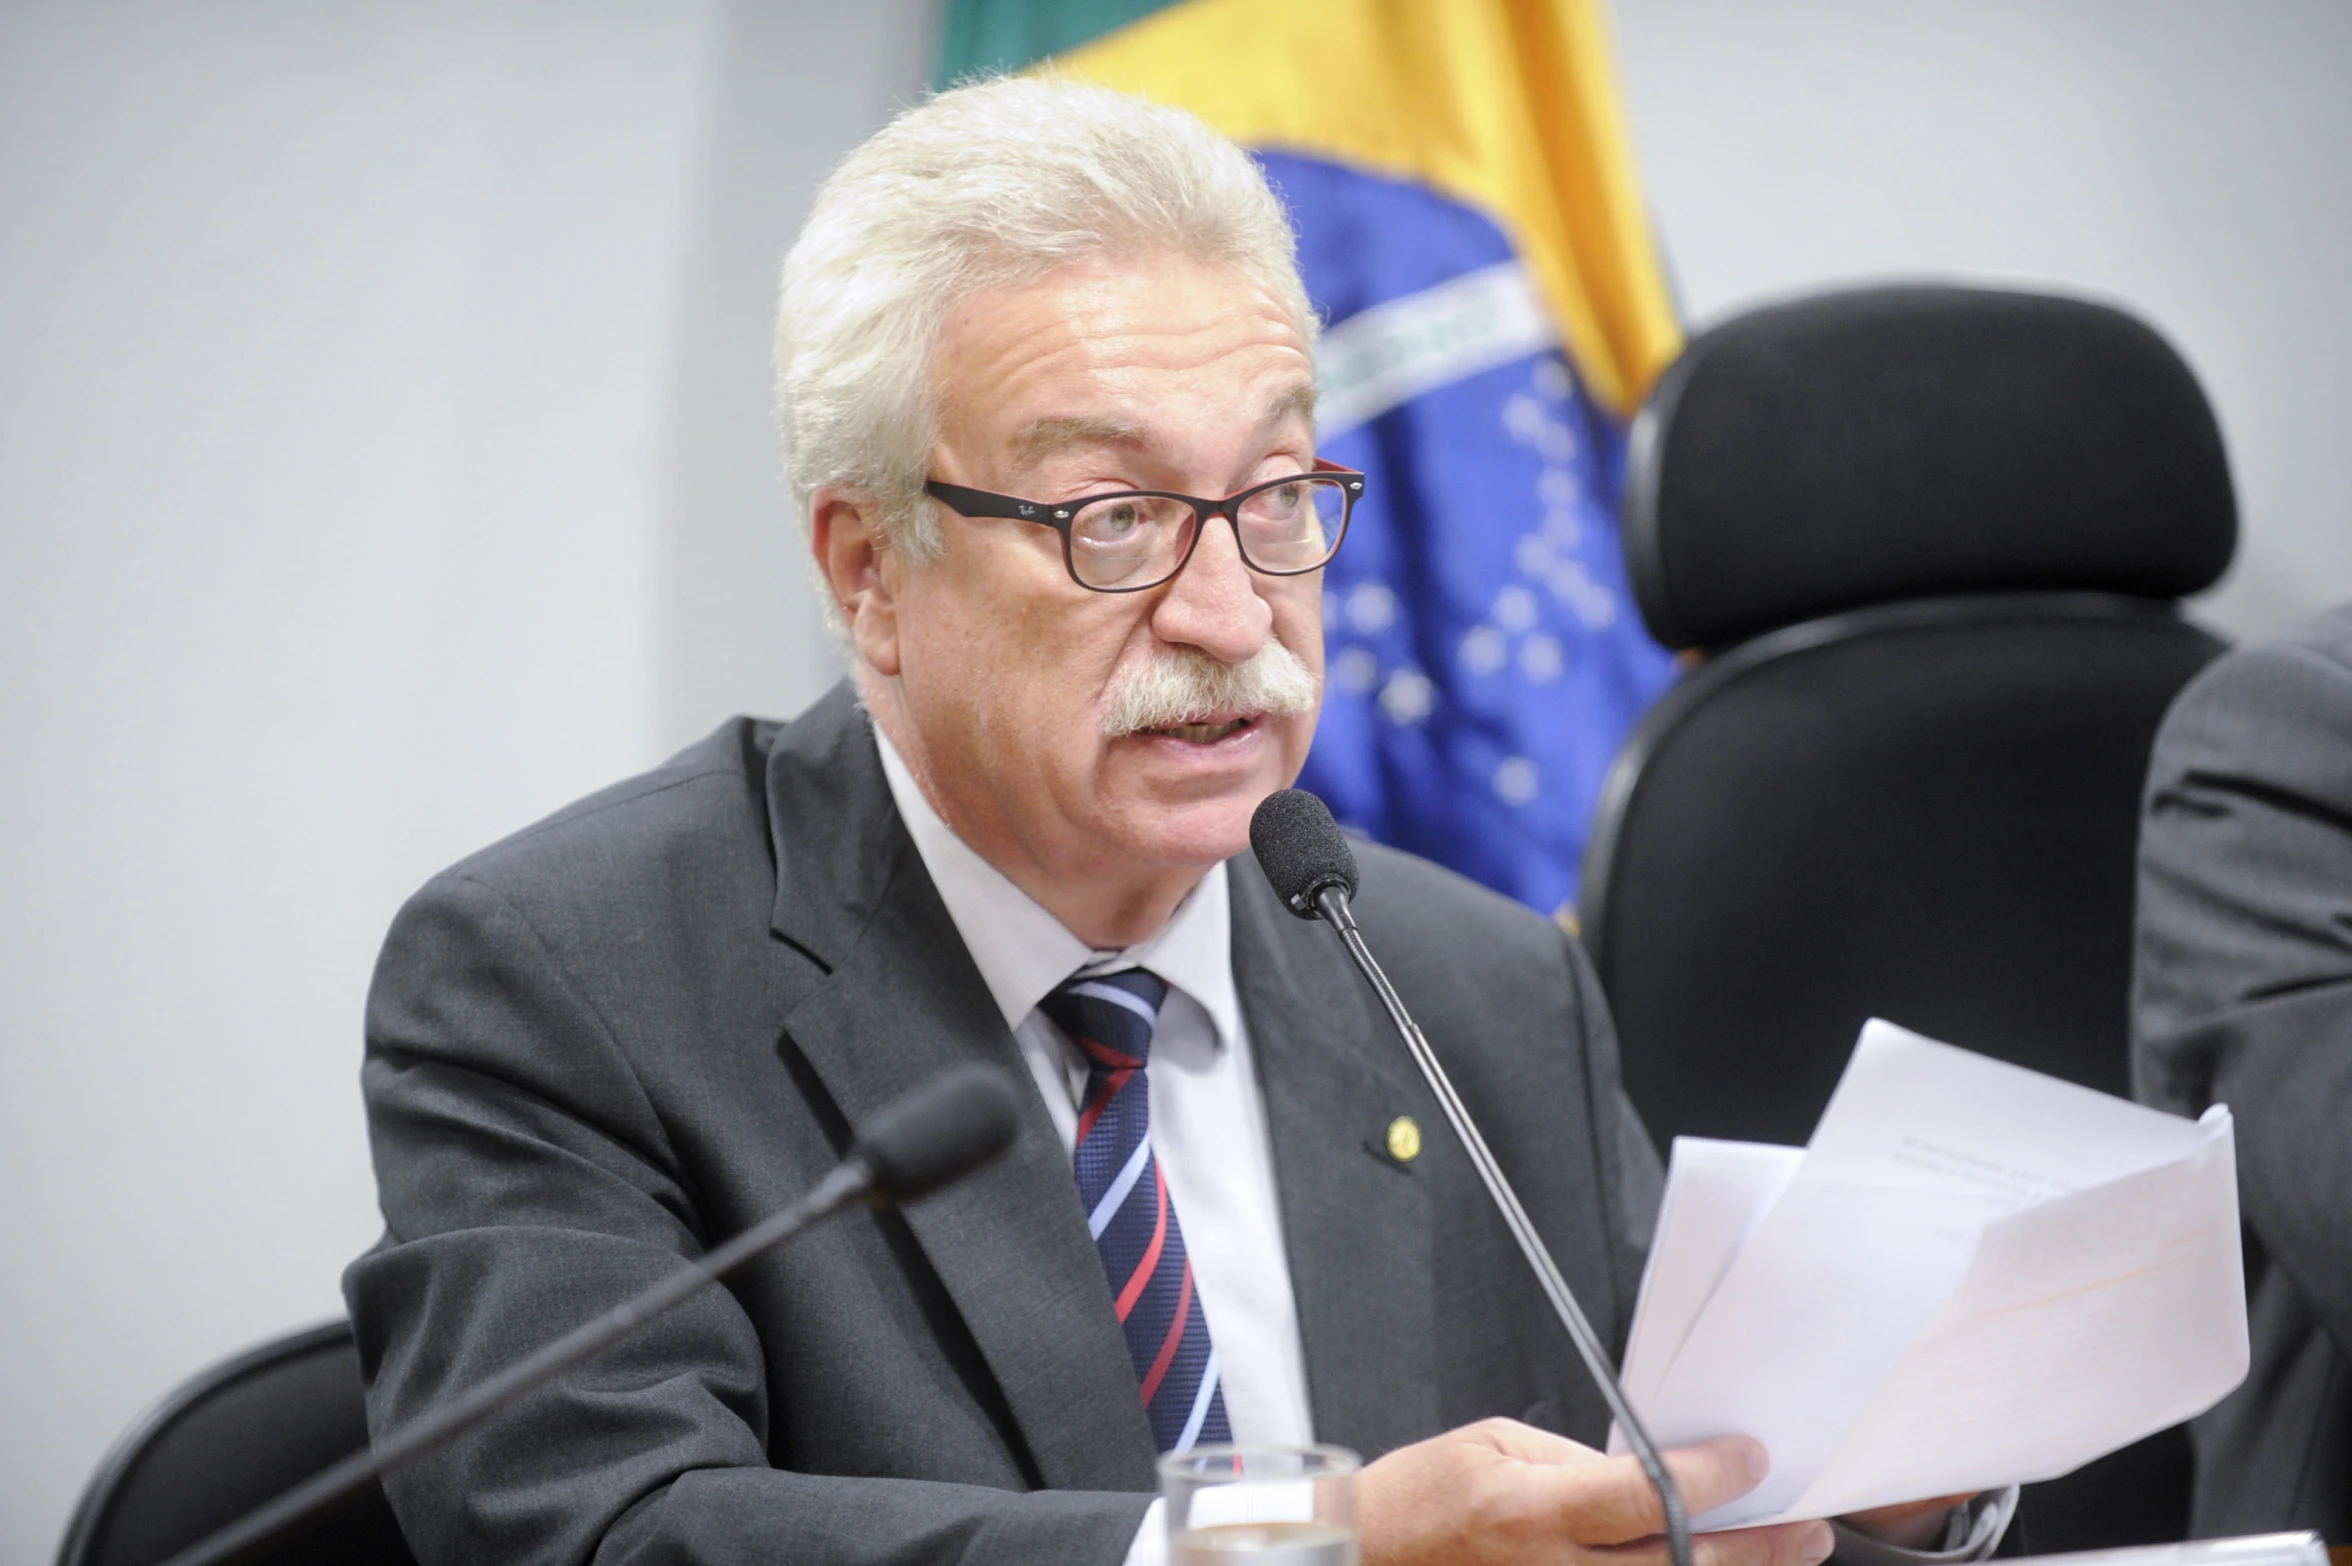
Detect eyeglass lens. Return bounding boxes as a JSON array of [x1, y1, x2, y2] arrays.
[[1067, 477, 1351, 590]]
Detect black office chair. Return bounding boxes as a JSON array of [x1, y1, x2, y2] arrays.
[[1579, 284, 2237, 1550], [56, 1318, 416, 1566]]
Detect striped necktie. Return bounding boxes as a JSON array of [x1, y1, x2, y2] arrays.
[[1040, 968, 1232, 1454]]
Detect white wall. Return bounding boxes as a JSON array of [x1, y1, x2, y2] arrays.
[[0, 3, 917, 1558], [2, 3, 2346, 1560], [1612, 0, 2352, 637]]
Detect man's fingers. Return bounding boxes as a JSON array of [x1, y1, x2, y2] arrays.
[[1663, 1438, 1775, 1522], [1598, 1520, 1835, 1566], [1558, 1436, 1770, 1544]]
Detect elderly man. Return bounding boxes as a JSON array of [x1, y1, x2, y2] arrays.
[[348, 78, 1994, 1566]]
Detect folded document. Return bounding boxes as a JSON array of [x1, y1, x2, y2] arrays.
[[1610, 1019, 2247, 1528]]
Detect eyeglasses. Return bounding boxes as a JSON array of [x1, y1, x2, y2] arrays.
[[923, 461, 1365, 593]]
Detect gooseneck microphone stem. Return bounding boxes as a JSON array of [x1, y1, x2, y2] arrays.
[[157, 1162, 872, 1566], [156, 1062, 1021, 1566], [1313, 884, 1694, 1566]]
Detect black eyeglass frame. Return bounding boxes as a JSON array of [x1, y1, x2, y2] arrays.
[[922, 462, 1367, 594]]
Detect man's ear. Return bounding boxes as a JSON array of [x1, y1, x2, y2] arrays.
[[811, 487, 903, 677]]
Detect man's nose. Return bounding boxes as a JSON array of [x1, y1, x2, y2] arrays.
[[1149, 515, 1273, 663]]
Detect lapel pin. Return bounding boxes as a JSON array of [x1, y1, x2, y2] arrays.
[[1385, 1115, 1422, 1164]]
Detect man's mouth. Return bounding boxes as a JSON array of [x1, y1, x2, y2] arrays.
[[1149, 715, 1255, 744]]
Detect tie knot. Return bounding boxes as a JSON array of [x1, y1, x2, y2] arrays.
[[1040, 968, 1167, 1068]]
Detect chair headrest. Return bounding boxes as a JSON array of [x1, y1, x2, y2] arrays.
[[1621, 285, 2236, 650]]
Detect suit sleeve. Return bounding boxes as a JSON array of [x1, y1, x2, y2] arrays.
[[344, 870, 1149, 1566], [2133, 624, 2352, 1367]]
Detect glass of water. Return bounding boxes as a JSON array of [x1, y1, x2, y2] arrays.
[[1160, 1444, 1361, 1565]]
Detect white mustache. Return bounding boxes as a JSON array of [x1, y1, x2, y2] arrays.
[[1101, 640, 1321, 738]]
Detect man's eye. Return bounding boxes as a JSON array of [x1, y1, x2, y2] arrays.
[[1242, 481, 1307, 525], [1079, 499, 1155, 544]]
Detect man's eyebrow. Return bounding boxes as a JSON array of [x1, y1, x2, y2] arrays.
[[1004, 383, 1320, 484], [1007, 416, 1150, 475], [1264, 381, 1318, 433]]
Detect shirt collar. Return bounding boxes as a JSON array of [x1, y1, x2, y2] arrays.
[[874, 725, 1240, 1049]]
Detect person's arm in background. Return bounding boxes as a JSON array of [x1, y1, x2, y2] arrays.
[[2134, 606, 2352, 1532]]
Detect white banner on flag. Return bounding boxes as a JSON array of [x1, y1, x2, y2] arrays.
[[1315, 260, 1560, 439]]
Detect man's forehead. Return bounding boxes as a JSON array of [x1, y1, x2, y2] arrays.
[[1003, 383, 1318, 480]]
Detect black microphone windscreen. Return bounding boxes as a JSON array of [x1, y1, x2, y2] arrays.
[[1250, 788, 1360, 920], [855, 1065, 1021, 1203]]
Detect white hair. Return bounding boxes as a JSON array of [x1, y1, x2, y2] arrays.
[[774, 75, 1318, 573]]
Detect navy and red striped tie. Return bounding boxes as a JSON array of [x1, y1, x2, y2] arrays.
[[1041, 968, 1232, 1453]]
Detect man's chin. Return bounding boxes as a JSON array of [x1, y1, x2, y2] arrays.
[[1096, 776, 1274, 873]]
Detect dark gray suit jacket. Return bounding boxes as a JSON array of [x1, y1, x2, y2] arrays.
[[2134, 605, 2352, 1539], [346, 683, 1664, 1565]]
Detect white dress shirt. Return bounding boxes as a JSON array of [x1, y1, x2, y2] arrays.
[[874, 732, 1312, 1562]]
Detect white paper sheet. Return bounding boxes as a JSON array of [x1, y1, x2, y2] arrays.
[[1617, 1139, 1802, 1409], [1611, 1020, 2248, 1529]]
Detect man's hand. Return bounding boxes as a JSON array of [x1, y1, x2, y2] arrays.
[[1355, 1418, 1833, 1566]]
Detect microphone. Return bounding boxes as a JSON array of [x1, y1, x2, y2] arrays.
[[159, 1064, 1023, 1566], [1250, 785, 1361, 917], [857, 1062, 1025, 1202], [1251, 790, 1695, 1566]]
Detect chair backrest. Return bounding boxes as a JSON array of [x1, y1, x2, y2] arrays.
[[1581, 283, 2236, 1550], [1586, 592, 2223, 1143], [1586, 281, 2234, 1142], [55, 1319, 416, 1566]]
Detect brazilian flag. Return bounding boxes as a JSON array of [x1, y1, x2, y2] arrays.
[[938, 0, 1682, 920]]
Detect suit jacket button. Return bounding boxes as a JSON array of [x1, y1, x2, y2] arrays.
[[1386, 1116, 1422, 1163]]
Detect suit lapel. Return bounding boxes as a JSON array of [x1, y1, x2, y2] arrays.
[[1232, 862, 1443, 1458], [762, 689, 1160, 1491]]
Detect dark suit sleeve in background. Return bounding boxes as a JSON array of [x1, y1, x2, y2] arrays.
[[346, 870, 1148, 1566], [2132, 605, 2352, 1537]]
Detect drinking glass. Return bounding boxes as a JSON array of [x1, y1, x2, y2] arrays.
[[1159, 1444, 1361, 1565]]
